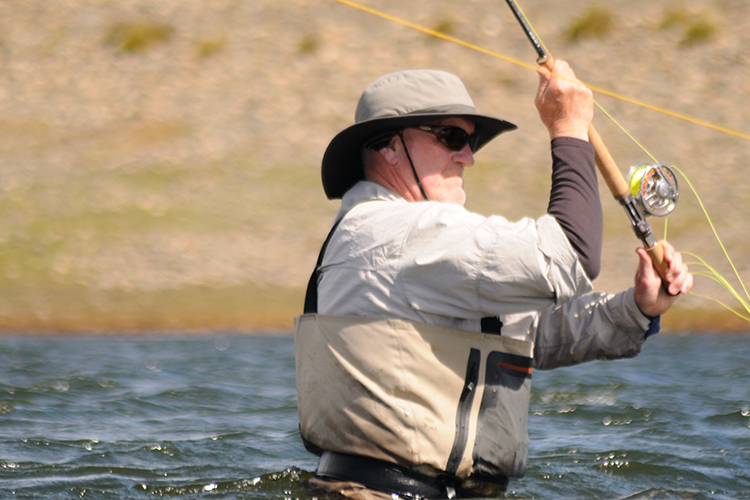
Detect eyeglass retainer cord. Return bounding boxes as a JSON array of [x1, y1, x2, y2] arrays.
[[398, 130, 429, 201]]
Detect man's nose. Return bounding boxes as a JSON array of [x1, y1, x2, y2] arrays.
[[456, 144, 475, 167]]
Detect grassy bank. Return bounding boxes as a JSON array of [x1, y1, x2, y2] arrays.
[[1, 278, 747, 335], [0, 0, 748, 334], [0, 282, 305, 334]]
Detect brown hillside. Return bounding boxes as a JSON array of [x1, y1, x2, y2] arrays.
[[0, 0, 748, 333]]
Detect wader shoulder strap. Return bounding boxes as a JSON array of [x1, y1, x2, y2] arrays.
[[303, 198, 384, 315], [303, 216, 345, 314]]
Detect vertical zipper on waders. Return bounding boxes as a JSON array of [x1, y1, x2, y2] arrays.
[[445, 348, 480, 475]]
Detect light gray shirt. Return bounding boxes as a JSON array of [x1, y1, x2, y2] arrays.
[[318, 181, 653, 368]]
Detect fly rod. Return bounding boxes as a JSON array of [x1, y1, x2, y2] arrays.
[[505, 0, 675, 280]]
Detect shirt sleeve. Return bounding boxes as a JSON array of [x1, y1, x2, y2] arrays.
[[533, 288, 653, 369], [400, 208, 593, 321], [547, 137, 603, 280]]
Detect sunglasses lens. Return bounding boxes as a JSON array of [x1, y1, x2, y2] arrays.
[[469, 134, 480, 153], [439, 127, 470, 151], [417, 125, 478, 152]]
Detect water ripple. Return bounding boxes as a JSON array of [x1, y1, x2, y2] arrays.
[[2, 333, 749, 499]]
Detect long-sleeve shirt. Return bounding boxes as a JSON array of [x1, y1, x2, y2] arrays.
[[317, 141, 654, 369]]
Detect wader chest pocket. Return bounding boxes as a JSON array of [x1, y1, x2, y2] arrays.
[[472, 351, 533, 479]]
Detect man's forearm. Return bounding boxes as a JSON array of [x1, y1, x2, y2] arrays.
[[547, 137, 603, 280]]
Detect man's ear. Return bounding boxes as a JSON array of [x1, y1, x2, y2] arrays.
[[377, 136, 401, 165]]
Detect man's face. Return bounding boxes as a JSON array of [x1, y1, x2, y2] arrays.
[[402, 117, 476, 205]]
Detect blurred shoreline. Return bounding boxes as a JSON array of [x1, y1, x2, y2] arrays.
[[0, 299, 748, 335], [1, 0, 748, 334]]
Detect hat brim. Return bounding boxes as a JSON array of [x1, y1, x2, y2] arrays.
[[321, 111, 517, 199]]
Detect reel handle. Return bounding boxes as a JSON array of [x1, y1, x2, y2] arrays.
[[538, 55, 669, 282]]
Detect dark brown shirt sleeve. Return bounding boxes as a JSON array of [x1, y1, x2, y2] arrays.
[[547, 137, 602, 280]]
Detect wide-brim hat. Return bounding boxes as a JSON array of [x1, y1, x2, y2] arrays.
[[321, 69, 518, 199]]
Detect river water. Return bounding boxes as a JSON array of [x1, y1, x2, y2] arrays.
[[1, 333, 749, 499]]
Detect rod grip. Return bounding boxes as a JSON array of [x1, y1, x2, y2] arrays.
[[646, 241, 670, 281], [589, 125, 630, 198], [538, 53, 555, 69]]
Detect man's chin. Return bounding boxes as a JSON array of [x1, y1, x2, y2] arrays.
[[444, 190, 467, 205], [450, 184, 467, 205], [424, 182, 465, 204]]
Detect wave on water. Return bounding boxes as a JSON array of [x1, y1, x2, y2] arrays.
[[1, 334, 749, 499]]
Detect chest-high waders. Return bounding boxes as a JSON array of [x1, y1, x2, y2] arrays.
[[294, 216, 535, 499]]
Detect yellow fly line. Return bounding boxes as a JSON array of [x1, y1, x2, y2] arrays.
[[333, 0, 540, 71], [596, 101, 750, 320], [332, 0, 750, 323], [333, 0, 750, 142]]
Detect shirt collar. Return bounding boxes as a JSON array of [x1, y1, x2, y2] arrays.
[[336, 181, 407, 221]]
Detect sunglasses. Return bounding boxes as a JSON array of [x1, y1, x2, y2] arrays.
[[415, 125, 480, 153]]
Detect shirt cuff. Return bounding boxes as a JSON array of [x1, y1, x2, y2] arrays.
[[645, 315, 661, 338], [550, 136, 595, 152]]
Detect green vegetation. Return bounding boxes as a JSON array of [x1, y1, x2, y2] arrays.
[[196, 37, 226, 59], [565, 7, 614, 42], [0, 281, 303, 333], [658, 7, 719, 47], [662, 305, 750, 333], [658, 7, 691, 30], [681, 17, 718, 46], [0, 147, 331, 333], [297, 34, 321, 55], [431, 16, 457, 38], [105, 22, 175, 53]]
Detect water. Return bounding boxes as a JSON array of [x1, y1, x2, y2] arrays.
[[1, 333, 749, 499]]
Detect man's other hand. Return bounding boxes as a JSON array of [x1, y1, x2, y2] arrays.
[[634, 240, 693, 318]]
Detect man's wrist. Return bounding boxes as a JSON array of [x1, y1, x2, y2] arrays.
[[549, 127, 590, 142]]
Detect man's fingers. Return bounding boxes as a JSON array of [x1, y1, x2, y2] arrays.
[[535, 67, 552, 103], [648, 241, 693, 296], [636, 247, 658, 281], [682, 272, 694, 295], [657, 241, 684, 294]]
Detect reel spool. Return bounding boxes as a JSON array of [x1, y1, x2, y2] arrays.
[[626, 163, 679, 217]]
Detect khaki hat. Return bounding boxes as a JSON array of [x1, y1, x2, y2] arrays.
[[321, 69, 517, 199]]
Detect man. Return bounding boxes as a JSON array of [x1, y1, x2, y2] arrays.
[[295, 63, 692, 499]]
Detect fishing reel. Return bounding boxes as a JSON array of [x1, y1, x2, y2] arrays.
[[626, 163, 679, 217]]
